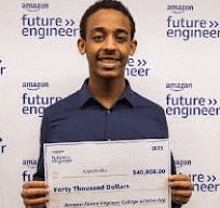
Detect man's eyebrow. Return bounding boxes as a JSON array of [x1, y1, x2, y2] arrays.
[[90, 26, 129, 35], [115, 28, 129, 35], [90, 27, 105, 33]]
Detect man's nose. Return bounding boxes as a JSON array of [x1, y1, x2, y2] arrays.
[[103, 36, 116, 52]]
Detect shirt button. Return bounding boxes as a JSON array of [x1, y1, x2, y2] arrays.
[[107, 109, 111, 113]]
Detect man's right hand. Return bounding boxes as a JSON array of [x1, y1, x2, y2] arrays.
[[21, 181, 49, 207]]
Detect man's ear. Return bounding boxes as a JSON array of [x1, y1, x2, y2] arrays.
[[129, 39, 137, 56], [77, 38, 86, 55]]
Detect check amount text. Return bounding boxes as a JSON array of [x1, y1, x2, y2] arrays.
[[133, 168, 166, 175]]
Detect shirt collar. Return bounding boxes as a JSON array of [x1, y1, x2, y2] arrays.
[[78, 79, 94, 108], [78, 78, 137, 109]]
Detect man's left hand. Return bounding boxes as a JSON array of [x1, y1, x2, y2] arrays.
[[169, 174, 193, 205]]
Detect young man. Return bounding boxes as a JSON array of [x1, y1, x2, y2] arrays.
[[21, 1, 192, 207]]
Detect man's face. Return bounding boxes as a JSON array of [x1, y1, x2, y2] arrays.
[[78, 9, 137, 80]]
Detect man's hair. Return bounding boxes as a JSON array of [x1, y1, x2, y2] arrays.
[[80, 0, 136, 40]]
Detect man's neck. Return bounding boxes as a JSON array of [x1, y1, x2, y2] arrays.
[[88, 76, 126, 110]]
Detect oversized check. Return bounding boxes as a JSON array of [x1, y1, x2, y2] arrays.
[[44, 139, 170, 208]]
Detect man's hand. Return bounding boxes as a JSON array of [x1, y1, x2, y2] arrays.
[[21, 181, 49, 207], [169, 174, 193, 205]]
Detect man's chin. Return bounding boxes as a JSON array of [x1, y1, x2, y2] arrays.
[[97, 71, 124, 80]]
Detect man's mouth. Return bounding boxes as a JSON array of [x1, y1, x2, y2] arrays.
[[97, 56, 121, 68], [97, 55, 121, 60]]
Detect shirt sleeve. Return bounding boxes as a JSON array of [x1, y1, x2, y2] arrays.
[[171, 153, 182, 208], [33, 111, 51, 181]]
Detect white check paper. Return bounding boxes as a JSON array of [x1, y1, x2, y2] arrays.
[[44, 139, 170, 208]]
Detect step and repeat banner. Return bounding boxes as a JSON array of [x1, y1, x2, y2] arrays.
[[1, 0, 220, 207]]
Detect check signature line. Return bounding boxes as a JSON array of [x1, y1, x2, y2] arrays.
[[62, 174, 128, 179]]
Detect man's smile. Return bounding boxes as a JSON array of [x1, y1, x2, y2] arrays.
[[97, 58, 120, 68], [96, 54, 121, 68]]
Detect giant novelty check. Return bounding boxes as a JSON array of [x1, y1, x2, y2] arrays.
[[44, 139, 170, 208]]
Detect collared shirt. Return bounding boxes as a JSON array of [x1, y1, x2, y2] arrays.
[[34, 79, 171, 178]]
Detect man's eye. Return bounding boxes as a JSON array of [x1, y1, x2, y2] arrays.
[[93, 35, 104, 42], [116, 36, 127, 42]]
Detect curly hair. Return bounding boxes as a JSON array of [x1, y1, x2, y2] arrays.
[[80, 0, 136, 40]]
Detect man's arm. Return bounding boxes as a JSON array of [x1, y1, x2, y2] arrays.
[[170, 153, 193, 207], [21, 111, 51, 207]]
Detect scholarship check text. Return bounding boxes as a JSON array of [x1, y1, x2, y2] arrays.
[[44, 139, 170, 208]]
